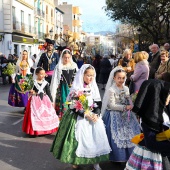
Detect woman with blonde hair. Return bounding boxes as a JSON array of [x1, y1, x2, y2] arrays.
[[130, 52, 149, 93], [155, 50, 170, 79], [8, 50, 33, 107], [118, 49, 135, 85]]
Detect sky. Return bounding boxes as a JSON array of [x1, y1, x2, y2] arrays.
[[61, 0, 118, 33]]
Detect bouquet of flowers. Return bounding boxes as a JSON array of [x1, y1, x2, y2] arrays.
[[2, 62, 16, 76], [66, 90, 97, 114], [131, 91, 139, 103], [18, 74, 34, 92]]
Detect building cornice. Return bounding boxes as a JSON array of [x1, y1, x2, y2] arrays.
[[16, 0, 34, 9], [44, 0, 55, 6]]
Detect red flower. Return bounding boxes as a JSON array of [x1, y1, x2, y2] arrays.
[[74, 100, 83, 112]]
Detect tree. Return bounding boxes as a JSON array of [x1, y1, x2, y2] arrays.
[[75, 42, 86, 56], [105, 0, 170, 44]]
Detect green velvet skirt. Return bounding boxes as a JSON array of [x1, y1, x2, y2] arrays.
[[50, 110, 109, 165]]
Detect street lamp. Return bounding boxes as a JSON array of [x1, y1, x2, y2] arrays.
[[49, 28, 53, 39], [137, 27, 142, 51]]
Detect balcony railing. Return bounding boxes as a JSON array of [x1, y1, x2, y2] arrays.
[[13, 20, 35, 35], [34, 31, 45, 39], [34, 8, 45, 18]]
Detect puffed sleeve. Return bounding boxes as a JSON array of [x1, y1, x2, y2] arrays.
[[45, 83, 53, 102], [107, 88, 126, 111], [93, 101, 102, 115]]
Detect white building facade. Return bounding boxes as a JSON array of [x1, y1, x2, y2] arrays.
[[0, 0, 35, 57]]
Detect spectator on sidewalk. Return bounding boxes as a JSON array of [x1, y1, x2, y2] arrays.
[[148, 44, 161, 79]]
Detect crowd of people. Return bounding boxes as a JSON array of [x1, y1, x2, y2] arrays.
[[1, 40, 170, 170]]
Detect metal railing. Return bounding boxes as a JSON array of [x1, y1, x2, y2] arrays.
[[13, 20, 35, 35], [34, 8, 45, 18]]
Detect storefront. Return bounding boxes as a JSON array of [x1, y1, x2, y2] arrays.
[[12, 35, 35, 57]]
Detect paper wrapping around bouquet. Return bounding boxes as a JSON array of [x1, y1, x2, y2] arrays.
[[131, 129, 170, 144]]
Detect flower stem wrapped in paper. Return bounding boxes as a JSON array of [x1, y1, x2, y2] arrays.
[[2, 62, 16, 76]]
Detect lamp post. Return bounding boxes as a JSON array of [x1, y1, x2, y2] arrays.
[[49, 28, 53, 39], [137, 28, 142, 51]]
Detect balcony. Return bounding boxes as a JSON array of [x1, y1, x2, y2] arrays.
[[72, 20, 82, 27], [51, 17, 54, 24], [34, 8, 45, 18], [38, 32, 45, 39], [34, 31, 45, 39], [46, 14, 49, 22], [73, 7, 82, 15], [73, 32, 80, 40], [13, 20, 35, 35]]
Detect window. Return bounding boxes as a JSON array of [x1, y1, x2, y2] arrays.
[[28, 46, 31, 56], [28, 14, 31, 32], [21, 45, 25, 52], [21, 11, 24, 31], [12, 6, 16, 22], [21, 10, 24, 24], [14, 44, 18, 55]]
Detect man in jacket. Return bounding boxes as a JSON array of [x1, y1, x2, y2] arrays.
[[148, 44, 161, 79], [37, 39, 59, 84]]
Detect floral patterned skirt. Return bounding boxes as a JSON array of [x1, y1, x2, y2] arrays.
[[8, 83, 29, 107], [55, 83, 69, 119]]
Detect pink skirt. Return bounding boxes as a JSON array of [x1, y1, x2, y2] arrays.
[[22, 95, 59, 136]]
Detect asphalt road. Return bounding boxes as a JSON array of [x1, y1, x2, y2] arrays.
[[0, 83, 125, 170]]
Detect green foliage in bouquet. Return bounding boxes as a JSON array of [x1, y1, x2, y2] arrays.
[[3, 63, 16, 76], [19, 74, 34, 92], [131, 91, 138, 103]]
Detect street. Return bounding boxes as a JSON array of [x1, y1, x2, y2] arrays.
[[0, 83, 125, 170]]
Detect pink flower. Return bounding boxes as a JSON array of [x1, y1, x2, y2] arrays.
[[19, 79, 25, 84], [74, 100, 83, 112], [77, 91, 84, 97]]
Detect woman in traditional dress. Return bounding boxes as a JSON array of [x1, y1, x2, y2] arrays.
[[50, 49, 78, 119], [101, 66, 141, 163], [50, 64, 111, 170], [22, 67, 59, 136], [8, 50, 33, 107]]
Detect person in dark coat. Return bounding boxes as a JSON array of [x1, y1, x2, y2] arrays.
[[0, 54, 8, 85], [92, 54, 101, 83], [99, 54, 112, 90], [127, 79, 170, 170], [148, 44, 161, 79], [37, 39, 59, 84]]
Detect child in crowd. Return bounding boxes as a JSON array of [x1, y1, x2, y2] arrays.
[[125, 79, 170, 170], [102, 66, 141, 163], [22, 67, 59, 136], [50, 64, 111, 170]]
